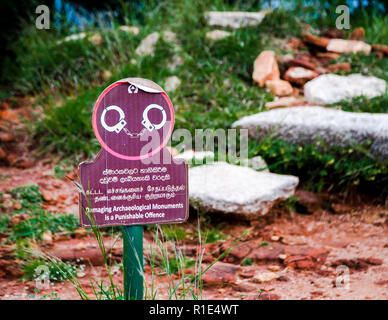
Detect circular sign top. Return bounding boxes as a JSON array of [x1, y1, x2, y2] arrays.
[[92, 80, 174, 160]]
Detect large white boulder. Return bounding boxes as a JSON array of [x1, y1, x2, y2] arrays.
[[189, 162, 298, 219], [232, 106, 388, 160], [204, 11, 268, 29], [304, 74, 386, 105]]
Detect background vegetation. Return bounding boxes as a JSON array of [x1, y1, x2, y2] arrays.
[[1, 0, 387, 197]]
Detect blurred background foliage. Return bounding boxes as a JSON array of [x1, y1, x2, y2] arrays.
[[0, 0, 387, 196]]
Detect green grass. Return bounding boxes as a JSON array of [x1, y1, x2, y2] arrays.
[[2, 1, 387, 195], [335, 52, 388, 82], [331, 94, 388, 114], [241, 257, 253, 266], [249, 137, 388, 194], [2, 185, 79, 242], [204, 226, 226, 244]]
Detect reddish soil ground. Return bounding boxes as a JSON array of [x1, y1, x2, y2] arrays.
[[0, 162, 387, 300]]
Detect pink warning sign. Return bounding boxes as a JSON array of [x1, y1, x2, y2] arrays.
[[79, 78, 188, 227]]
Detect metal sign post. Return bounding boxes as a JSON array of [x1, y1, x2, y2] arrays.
[[78, 78, 188, 300], [123, 225, 143, 300]]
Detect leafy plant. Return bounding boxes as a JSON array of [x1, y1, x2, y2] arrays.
[[241, 257, 253, 266], [10, 185, 43, 205], [23, 259, 77, 283], [249, 137, 388, 195]]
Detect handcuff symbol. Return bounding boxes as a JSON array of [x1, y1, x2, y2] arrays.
[[141, 104, 167, 132], [100, 104, 167, 135], [100, 105, 127, 133]]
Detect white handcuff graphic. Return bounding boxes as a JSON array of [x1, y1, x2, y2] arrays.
[[100, 104, 167, 137]]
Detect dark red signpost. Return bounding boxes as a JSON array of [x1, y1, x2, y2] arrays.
[[78, 78, 188, 299]]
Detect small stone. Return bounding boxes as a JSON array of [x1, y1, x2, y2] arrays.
[[324, 29, 345, 39], [268, 265, 280, 272], [0, 147, 6, 159], [42, 191, 53, 202], [265, 96, 307, 109], [0, 132, 15, 142], [0, 109, 19, 122], [206, 30, 231, 41], [135, 32, 159, 56], [162, 30, 177, 42], [58, 32, 86, 44], [252, 272, 279, 283], [6, 154, 17, 165], [316, 52, 341, 60], [77, 271, 86, 278], [350, 27, 365, 40], [302, 32, 330, 48], [271, 236, 280, 242], [252, 50, 280, 87], [265, 79, 293, 96], [283, 58, 316, 71], [372, 44, 388, 55], [239, 269, 255, 279], [9, 215, 22, 226], [278, 254, 287, 260], [202, 262, 240, 285], [258, 293, 281, 300], [118, 25, 140, 35], [277, 275, 289, 282], [101, 70, 112, 81], [287, 37, 305, 50], [164, 76, 181, 92], [74, 228, 87, 239], [13, 202, 22, 210], [88, 33, 103, 46], [168, 55, 184, 70], [327, 62, 351, 72], [42, 230, 53, 244], [327, 39, 371, 55], [284, 66, 319, 86], [284, 248, 329, 270]]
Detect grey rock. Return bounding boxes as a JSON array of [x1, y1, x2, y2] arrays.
[[232, 106, 388, 160], [205, 11, 268, 29], [205, 30, 231, 40], [249, 156, 269, 172], [164, 76, 181, 92], [304, 73, 386, 105], [168, 55, 184, 70], [118, 25, 140, 35], [135, 32, 159, 56], [189, 162, 298, 219], [162, 30, 177, 42]]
